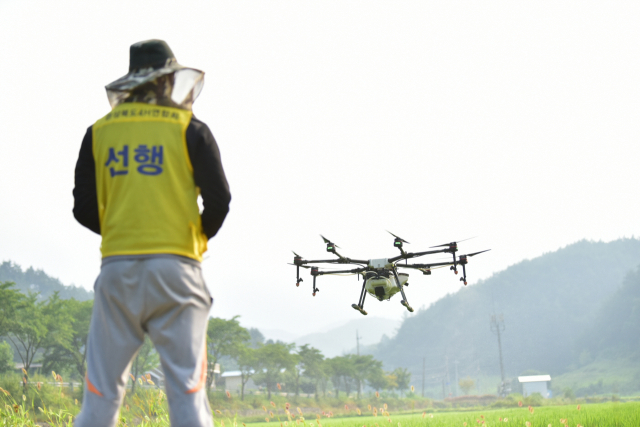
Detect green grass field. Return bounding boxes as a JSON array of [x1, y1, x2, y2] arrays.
[[237, 402, 640, 427], [2, 386, 639, 427]]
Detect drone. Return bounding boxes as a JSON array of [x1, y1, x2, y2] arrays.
[[291, 232, 489, 315]]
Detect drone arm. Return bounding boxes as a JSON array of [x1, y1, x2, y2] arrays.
[[388, 249, 447, 263], [396, 246, 407, 257], [408, 249, 449, 258], [300, 258, 344, 265], [330, 254, 370, 265], [345, 258, 369, 265], [300, 258, 369, 266], [394, 264, 429, 271], [317, 267, 367, 275], [397, 260, 454, 269], [310, 266, 366, 296]]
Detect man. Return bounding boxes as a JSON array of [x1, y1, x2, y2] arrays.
[[73, 39, 230, 427]]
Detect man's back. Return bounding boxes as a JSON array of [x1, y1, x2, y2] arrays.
[[93, 102, 207, 260]]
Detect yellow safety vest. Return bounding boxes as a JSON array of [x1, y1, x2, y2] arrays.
[[92, 103, 207, 261]]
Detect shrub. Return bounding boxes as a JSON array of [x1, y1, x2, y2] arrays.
[[0, 342, 13, 373], [0, 372, 21, 397], [524, 392, 544, 406], [563, 387, 575, 400]]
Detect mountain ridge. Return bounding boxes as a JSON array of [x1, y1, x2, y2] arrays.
[[371, 238, 640, 395], [294, 316, 400, 357], [0, 261, 93, 301]]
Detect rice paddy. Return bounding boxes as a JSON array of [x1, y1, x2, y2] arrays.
[[241, 402, 640, 427], [1, 385, 638, 427]]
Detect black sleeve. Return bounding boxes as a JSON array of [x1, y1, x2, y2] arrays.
[[186, 117, 231, 239], [72, 126, 101, 235]]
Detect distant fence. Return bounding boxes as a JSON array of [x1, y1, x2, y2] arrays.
[[443, 395, 498, 407], [19, 381, 161, 390], [218, 407, 322, 417]]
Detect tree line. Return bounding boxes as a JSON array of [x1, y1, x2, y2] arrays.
[[0, 282, 90, 381], [0, 281, 411, 400], [206, 316, 411, 400]]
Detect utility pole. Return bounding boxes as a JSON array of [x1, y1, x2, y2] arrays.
[[445, 356, 451, 398], [355, 330, 363, 396], [422, 357, 426, 397], [454, 360, 459, 397], [490, 313, 506, 397], [476, 360, 481, 394]]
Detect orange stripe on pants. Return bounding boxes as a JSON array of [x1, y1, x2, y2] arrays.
[[186, 348, 207, 394], [85, 375, 103, 397]]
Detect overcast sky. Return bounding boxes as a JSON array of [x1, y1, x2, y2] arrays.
[[1, 1, 638, 336]]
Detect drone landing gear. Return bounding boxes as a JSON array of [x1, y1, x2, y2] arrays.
[[391, 267, 414, 313], [352, 304, 367, 315], [400, 299, 414, 313], [351, 277, 368, 315], [311, 267, 319, 296]]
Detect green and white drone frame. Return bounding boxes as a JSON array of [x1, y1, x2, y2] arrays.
[[291, 232, 489, 315]]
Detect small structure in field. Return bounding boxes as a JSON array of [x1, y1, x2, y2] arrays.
[[518, 375, 551, 398], [221, 371, 257, 393], [14, 363, 42, 375]]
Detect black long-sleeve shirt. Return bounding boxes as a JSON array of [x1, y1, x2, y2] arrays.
[[73, 116, 231, 239]]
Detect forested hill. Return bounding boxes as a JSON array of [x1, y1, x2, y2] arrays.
[[372, 238, 640, 385], [574, 264, 640, 360], [0, 261, 92, 301]]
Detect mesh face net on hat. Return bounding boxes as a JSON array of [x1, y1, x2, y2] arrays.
[[106, 67, 204, 110], [105, 39, 204, 110]]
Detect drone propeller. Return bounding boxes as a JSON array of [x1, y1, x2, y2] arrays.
[[292, 250, 302, 258], [387, 231, 409, 244], [320, 235, 339, 248], [465, 249, 491, 257], [434, 249, 490, 261], [289, 263, 310, 269], [320, 234, 341, 255], [430, 237, 475, 248], [387, 231, 409, 253]]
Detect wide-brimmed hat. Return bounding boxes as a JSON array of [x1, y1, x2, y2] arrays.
[[106, 39, 204, 109]]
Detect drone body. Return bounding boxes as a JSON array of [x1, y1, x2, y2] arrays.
[[292, 233, 489, 315]]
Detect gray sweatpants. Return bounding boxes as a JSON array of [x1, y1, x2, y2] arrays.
[[74, 255, 213, 427]]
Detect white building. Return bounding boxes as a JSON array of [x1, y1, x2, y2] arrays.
[[221, 371, 257, 393], [518, 375, 551, 398]]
